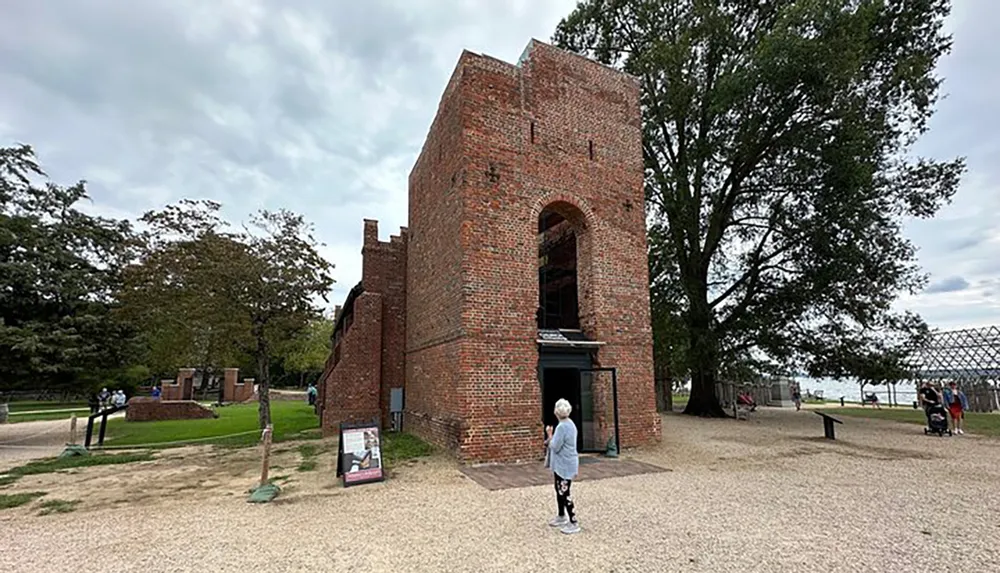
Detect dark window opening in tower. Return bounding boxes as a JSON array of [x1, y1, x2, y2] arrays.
[[537, 208, 580, 330]]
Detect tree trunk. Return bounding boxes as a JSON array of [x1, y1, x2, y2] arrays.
[[217, 368, 226, 405], [655, 375, 672, 412], [256, 335, 271, 430], [197, 365, 210, 402], [681, 315, 728, 418], [683, 365, 728, 417]]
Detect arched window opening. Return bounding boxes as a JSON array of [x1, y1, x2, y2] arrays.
[[537, 207, 580, 329]]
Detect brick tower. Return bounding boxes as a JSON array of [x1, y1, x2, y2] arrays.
[[403, 40, 661, 462]]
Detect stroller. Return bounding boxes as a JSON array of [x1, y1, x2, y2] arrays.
[[923, 403, 952, 437]]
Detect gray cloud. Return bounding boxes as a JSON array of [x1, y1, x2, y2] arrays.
[[925, 276, 971, 294], [0, 0, 578, 300], [0, 0, 997, 326]]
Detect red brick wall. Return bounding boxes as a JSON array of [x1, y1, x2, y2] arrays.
[[405, 40, 660, 462], [320, 292, 384, 435], [404, 57, 470, 449], [161, 368, 194, 401], [125, 397, 217, 422], [361, 220, 408, 429], [222, 368, 255, 403]]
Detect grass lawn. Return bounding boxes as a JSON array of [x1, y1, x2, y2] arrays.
[[3, 452, 155, 482], [819, 407, 1000, 437], [382, 432, 435, 466], [100, 401, 319, 449], [0, 492, 46, 511]]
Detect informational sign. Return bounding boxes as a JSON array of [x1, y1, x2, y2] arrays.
[[336, 422, 385, 487]]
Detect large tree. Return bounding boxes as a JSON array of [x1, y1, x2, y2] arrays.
[[555, 0, 964, 416], [0, 144, 137, 398]]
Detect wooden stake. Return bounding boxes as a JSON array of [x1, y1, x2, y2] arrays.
[[259, 424, 273, 488], [69, 414, 77, 445]]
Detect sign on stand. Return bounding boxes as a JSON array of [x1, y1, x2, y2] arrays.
[[336, 422, 385, 487]]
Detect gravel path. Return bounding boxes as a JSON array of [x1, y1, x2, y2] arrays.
[[2, 408, 998, 572], [0, 413, 126, 466], [0, 418, 74, 464]]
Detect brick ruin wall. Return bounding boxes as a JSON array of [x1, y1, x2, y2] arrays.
[[319, 222, 407, 435], [404, 40, 661, 462], [320, 40, 661, 462], [161, 368, 195, 401], [222, 368, 255, 403], [125, 397, 217, 422]]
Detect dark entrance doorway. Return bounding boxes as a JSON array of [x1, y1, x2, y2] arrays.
[[541, 367, 583, 437], [538, 346, 620, 454], [538, 348, 591, 452]]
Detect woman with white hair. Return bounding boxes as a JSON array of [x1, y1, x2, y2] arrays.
[[545, 398, 580, 534]]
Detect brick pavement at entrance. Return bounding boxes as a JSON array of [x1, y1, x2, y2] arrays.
[[458, 456, 669, 490]]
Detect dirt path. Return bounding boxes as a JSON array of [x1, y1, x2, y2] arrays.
[[1, 408, 999, 572], [0, 418, 74, 465], [0, 413, 125, 467]]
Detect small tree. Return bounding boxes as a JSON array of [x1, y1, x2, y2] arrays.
[[120, 200, 250, 400], [122, 201, 334, 427], [229, 210, 334, 428]]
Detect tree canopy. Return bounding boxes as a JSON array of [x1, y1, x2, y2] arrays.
[[121, 201, 334, 428], [2, 144, 335, 419], [0, 144, 138, 397], [555, 0, 964, 415]]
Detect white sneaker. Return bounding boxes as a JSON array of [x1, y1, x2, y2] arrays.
[[957, 429, 964, 435], [560, 521, 581, 534], [548, 516, 568, 527]]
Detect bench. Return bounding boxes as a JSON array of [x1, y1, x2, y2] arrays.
[[814, 411, 843, 440], [734, 401, 754, 421]]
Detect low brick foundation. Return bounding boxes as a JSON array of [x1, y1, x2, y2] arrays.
[[125, 397, 217, 422]]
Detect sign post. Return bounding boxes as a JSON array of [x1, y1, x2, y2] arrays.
[[336, 421, 385, 487]]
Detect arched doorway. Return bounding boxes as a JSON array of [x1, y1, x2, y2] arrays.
[[535, 200, 614, 452]]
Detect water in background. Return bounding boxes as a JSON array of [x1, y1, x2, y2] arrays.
[[676, 377, 922, 404], [796, 377, 920, 404]]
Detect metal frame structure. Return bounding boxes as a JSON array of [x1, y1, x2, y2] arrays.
[[84, 404, 128, 449], [909, 325, 1000, 412]]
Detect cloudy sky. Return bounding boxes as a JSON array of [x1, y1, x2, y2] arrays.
[[1, 1, 996, 331]]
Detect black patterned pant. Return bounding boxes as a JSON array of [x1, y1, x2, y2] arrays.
[[554, 474, 577, 523]]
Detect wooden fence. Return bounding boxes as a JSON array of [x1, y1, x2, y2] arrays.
[[715, 381, 773, 410]]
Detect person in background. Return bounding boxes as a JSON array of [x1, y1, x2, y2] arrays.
[[88, 393, 100, 414], [737, 389, 757, 412], [307, 383, 317, 406], [791, 383, 802, 411], [918, 381, 941, 427], [942, 381, 968, 435], [97, 387, 111, 410], [544, 398, 580, 535], [151, 385, 161, 399], [919, 381, 941, 413]]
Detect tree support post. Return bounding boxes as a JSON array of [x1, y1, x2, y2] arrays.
[[248, 424, 279, 503]]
